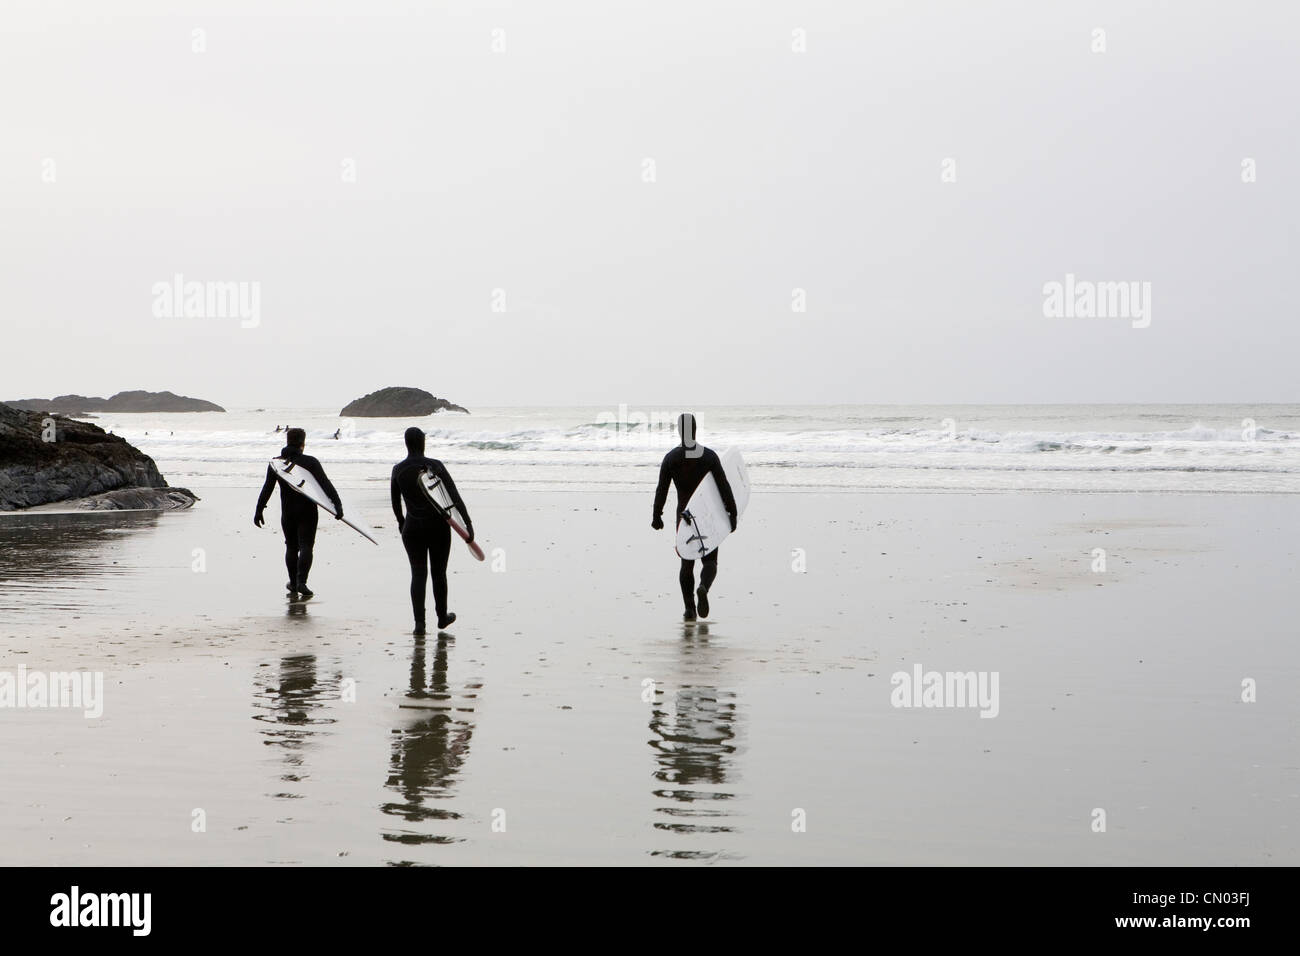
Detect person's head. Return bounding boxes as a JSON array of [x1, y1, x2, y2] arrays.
[[286, 427, 306, 450], [677, 412, 698, 449], [404, 427, 425, 456]]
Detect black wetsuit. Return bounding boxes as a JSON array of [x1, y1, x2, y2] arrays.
[[256, 446, 342, 590], [653, 444, 738, 612], [391, 456, 472, 626]]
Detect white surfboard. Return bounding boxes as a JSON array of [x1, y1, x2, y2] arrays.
[[675, 447, 750, 559], [418, 467, 486, 562], [269, 457, 378, 545]]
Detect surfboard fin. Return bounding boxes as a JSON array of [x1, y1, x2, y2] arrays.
[[680, 510, 710, 555]]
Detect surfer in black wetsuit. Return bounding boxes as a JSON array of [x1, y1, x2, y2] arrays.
[[254, 427, 343, 599], [391, 427, 473, 635], [652, 413, 738, 622]]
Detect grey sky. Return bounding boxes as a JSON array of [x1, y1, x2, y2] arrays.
[[3, 0, 1297, 408]]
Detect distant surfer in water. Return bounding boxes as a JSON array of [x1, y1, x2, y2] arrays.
[[254, 427, 343, 599], [391, 427, 474, 635], [652, 413, 738, 621]]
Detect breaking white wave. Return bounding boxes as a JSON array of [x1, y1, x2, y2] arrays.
[[91, 405, 1300, 494]]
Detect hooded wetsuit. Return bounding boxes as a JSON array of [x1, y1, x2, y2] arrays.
[[652, 414, 737, 614], [392, 449, 472, 627], [256, 445, 342, 590]]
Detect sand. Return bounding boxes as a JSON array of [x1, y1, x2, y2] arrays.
[[1, 486, 1297, 865]]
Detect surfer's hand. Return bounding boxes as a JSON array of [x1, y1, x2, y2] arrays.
[[335, 506, 344, 520], [728, 512, 737, 532], [254, 509, 264, 528], [651, 515, 664, 531], [397, 516, 405, 533], [465, 522, 475, 543]]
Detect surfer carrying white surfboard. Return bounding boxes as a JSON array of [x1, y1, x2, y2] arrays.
[[391, 427, 474, 635], [652, 413, 738, 622], [254, 427, 345, 599]]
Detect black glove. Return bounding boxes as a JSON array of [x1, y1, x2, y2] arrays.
[[254, 508, 265, 528], [651, 514, 664, 531], [728, 512, 737, 532], [334, 504, 344, 520], [465, 521, 475, 543], [397, 516, 405, 533]]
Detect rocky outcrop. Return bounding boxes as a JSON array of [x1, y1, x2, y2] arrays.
[[69, 487, 199, 511], [340, 387, 468, 417], [4, 390, 225, 415], [0, 402, 196, 511]]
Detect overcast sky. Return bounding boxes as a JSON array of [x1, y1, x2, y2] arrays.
[[2, 0, 1296, 408]]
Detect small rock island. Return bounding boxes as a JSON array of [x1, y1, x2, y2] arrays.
[[339, 387, 468, 417], [4, 390, 226, 415]]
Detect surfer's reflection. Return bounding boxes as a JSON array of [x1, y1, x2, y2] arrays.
[[251, 654, 339, 796], [380, 634, 480, 857], [648, 632, 743, 861]]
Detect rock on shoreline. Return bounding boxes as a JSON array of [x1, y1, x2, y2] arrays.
[[4, 390, 225, 415], [0, 402, 197, 511], [340, 387, 468, 417], [65, 487, 199, 511]]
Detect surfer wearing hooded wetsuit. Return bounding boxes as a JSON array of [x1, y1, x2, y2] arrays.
[[391, 426, 473, 635], [254, 427, 343, 599], [652, 413, 738, 622]]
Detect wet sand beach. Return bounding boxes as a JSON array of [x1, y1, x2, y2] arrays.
[[1, 487, 1297, 865]]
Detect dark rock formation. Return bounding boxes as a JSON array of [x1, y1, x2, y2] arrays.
[[340, 387, 468, 417], [0, 402, 195, 511], [70, 487, 199, 511], [4, 390, 225, 415]]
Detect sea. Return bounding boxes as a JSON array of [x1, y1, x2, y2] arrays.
[[82, 404, 1300, 495]]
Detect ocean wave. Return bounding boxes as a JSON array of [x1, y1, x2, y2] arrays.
[[108, 407, 1300, 501], [110, 405, 1300, 494], [131, 432, 1300, 459], [461, 440, 522, 451]]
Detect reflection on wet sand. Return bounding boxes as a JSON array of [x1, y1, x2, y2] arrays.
[[0, 511, 161, 612], [380, 635, 480, 862], [649, 627, 743, 862], [251, 654, 340, 799]]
